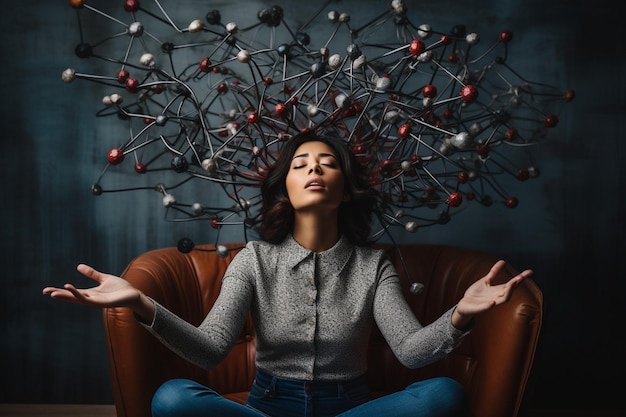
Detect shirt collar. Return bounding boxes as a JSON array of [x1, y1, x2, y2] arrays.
[[280, 234, 354, 273]]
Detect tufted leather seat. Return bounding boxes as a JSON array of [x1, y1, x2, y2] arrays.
[[103, 243, 543, 417]]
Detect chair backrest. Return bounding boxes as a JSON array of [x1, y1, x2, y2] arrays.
[[104, 243, 543, 417]]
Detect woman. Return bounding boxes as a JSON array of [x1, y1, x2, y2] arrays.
[[43, 131, 532, 417]]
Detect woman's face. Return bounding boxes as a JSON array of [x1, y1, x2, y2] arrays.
[[285, 140, 348, 213]]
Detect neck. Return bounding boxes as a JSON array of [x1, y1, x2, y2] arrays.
[[291, 211, 340, 252]]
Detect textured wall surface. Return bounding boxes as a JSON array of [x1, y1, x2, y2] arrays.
[[0, 0, 623, 411]]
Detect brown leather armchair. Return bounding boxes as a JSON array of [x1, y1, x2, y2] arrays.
[[103, 243, 543, 417]]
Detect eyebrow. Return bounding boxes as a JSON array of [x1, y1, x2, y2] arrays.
[[292, 152, 337, 160]]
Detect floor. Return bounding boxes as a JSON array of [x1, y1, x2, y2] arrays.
[[0, 404, 625, 417], [0, 404, 116, 416]]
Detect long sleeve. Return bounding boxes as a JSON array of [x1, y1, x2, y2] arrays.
[[372, 259, 469, 369], [140, 273, 253, 370]]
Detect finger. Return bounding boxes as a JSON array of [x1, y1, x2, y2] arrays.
[[42, 286, 61, 295], [484, 260, 506, 285], [42, 287, 81, 304], [76, 264, 106, 284], [509, 269, 533, 286], [63, 283, 92, 303]]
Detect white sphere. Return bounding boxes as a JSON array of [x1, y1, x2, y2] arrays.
[[226, 22, 238, 33], [352, 54, 366, 70], [140, 53, 154, 66], [418, 24, 431, 39], [61, 68, 76, 83], [188, 19, 204, 32], [128, 21, 144, 36], [328, 54, 342, 69], [201, 158, 218, 173], [375, 75, 391, 91], [466, 32, 480, 45], [162, 193, 176, 207], [451, 132, 472, 149], [416, 50, 433, 63], [110, 94, 123, 104], [237, 50, 251, 63], [192, 203, 204, 215], [384, 109, 399, 122], [216, 245, 229, 258]]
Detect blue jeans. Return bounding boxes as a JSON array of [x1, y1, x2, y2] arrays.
[[151, 370, 468, 417]]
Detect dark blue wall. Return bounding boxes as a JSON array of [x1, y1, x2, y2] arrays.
[[1, 0, 623, 411]]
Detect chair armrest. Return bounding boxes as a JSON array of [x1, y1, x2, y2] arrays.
[[103, 243, 250, 417], [380, 244, 543, 417]]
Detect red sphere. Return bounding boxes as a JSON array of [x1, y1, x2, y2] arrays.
[[505, 127, 518, 141], [440, 35, 451, 45], [69, 0, 85, 9], [116, 69, 129, 84], [134, 163, 146, 174], [457, 172, 469, 184], [124, 0, 140, 12], [447, 192, 462, 207], [125, 78, 139, 93], [107, 148, 125, 165], [199, 57, 212, 72], [263, 77, 273, 85], [460, 85, 478, 103], [151, 84, 165, 94], [476, 144, 489, 158], [216, 83, 228, 94], [505, 196, 519, 208], [398, 123, 411, 139], [543, 114, 559, 128], [274, 103, 288, 117], [422, 84, 437, 98], [564, 89, 576, 102], [499, 30, 513, 43], [210, 218, 221, 229], [516, 169, 529, 181], [247, 111, 259, 124], [409, 39, 425, 56], [378, 159, 394, 177]]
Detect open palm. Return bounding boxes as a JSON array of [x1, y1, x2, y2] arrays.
[[456, 260, 533, 316], [42, 264, 140, 309]]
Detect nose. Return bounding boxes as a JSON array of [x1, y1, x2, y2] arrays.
[[308, 163, 322, 174]]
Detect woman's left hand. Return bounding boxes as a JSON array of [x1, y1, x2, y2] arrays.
[[452, 260, 533, 329]]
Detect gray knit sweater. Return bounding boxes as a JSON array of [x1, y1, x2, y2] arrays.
[[144, 235, 468, 381]]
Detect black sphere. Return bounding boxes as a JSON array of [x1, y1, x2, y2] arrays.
[[177, 237, 195, 253]]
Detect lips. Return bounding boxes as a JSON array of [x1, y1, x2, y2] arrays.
[[305, 177, 326, 189]]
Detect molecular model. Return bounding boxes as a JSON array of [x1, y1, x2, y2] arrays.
[[62, 0, 574, 255]]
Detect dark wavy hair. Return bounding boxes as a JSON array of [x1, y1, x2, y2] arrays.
[[257, 131, 377, 246]]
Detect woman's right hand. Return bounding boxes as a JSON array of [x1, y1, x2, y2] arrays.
[[42, 264, 153, 320]]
